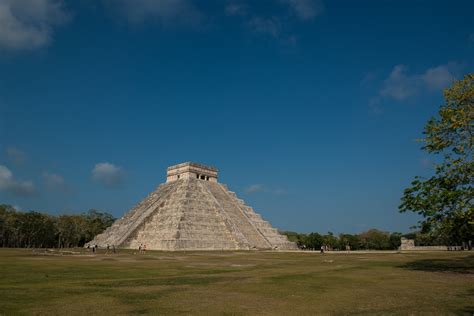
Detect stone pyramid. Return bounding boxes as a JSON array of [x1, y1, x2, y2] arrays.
[[87, 162, 297, 250]]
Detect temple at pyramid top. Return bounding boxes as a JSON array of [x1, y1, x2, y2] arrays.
[[86, 162, 297, 251], [167, 162, 218, 183]]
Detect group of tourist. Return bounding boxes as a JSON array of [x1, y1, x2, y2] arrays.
[[86, 243, 151, 254], [138, 243, 147, 254], [86, 244, 116, 254]]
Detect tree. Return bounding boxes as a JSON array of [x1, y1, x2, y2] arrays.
[[400, 74, 473, 246], [305, 232, 323, 250], [83, 209, 115, 243], [339, 234, 361, 250], [389, 232, 402, 249], [0, 205, 115, 248], [358, 229, 391, 250], [0, 205, 16, 247], [281, 231, 307, 248], [16, 212, 56, 248], [322, 232, 338, 250]]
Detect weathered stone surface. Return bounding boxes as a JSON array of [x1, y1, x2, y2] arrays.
[[86, 163, 297, 250], [400, 237, 447, 251]]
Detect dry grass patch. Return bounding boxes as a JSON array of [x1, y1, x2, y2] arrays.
[[0, 249, 472, 315]]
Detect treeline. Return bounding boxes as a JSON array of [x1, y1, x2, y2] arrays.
[[282, 229, 446, 250], [0, 204, 453, 251], [0, 205, 115, 248]]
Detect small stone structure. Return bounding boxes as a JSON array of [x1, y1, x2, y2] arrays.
[[400, 237, 447, 251], [87, 162, 297, 251], [166, 162, 218, 183], [400, 237, 416, 250]]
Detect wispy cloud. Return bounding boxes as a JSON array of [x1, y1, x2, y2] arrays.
[[225, 3, 247, 16], [43, 171, 68, 192], [0, 165, 36, 196], [280, 0, 325, 21], [5, 146, 27, 165], [0, 0, 324, 50], [244, 184, 286, 195], [245, 184, 265, 194], [422, 65, 458, 90], [369, 63, 461, 109], [379, 65, 420, 100], [225, 0, 324, 43], [102, 0, 201, 26], [0, 0, 70, 52], [246, 16, 281, 38], [92, 162, 124, 188]]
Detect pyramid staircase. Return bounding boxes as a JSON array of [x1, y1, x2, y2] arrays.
[[87, 163, 297, 251]]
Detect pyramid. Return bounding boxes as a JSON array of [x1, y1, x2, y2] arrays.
[[87, 162, 297, 250]]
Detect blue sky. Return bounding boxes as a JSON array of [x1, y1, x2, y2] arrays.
[[0, 0, 473, 234]]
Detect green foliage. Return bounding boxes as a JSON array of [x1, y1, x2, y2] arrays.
[[323, 231, 339, 249], [0, 205, 115, 248], [305, 232, 324, 249], [358, 229, 391, 250], [422, 73, 474, 156], [84, 209, 115, 242], [339, 233, 362, 250], [281, 231, 324, 249], [400, 74, 474, 244], [389, 232, 403, 249], [282, 229, 403, 250]]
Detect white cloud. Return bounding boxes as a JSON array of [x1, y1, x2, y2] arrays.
[[102, 0, 200, 26], [373, 63, 460, 104], [380, 65, 420, 100], [5, 146, 27, 165], [244, 184, 286, 195], [273, 188, 287, 195], [225, 0, 323, 43], [0, 0, 69, 52], [43, 171, 65, 191], [92, 162, 123, 187], [246, 16, 281, 38], [245, 184, 265, 194], [281, 0, 325, 20], [225, 3, 247, 16], [0, 165, 35, 196], [422, 65, 456, 90]]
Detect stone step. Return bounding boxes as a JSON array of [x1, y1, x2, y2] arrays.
[[204, 182, 271, 249], [86, 177, 297, 250]]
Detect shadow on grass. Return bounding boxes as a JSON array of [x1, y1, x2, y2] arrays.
[[456, 288, 474, 314], [457, 306, 474, 315], [400, 254, 474, 274]]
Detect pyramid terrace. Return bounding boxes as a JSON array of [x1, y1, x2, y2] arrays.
[[87, 162, 296, 251]]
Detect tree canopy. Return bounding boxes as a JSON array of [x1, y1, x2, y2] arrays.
[[400, 73, 474, 245], [282, 229, 404, 250], [0, 205, 115, 248]]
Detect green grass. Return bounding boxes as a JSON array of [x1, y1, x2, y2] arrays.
[[0, 249, 473, 315]]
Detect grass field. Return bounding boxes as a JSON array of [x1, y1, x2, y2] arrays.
[[0, 249, 472, 315]]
